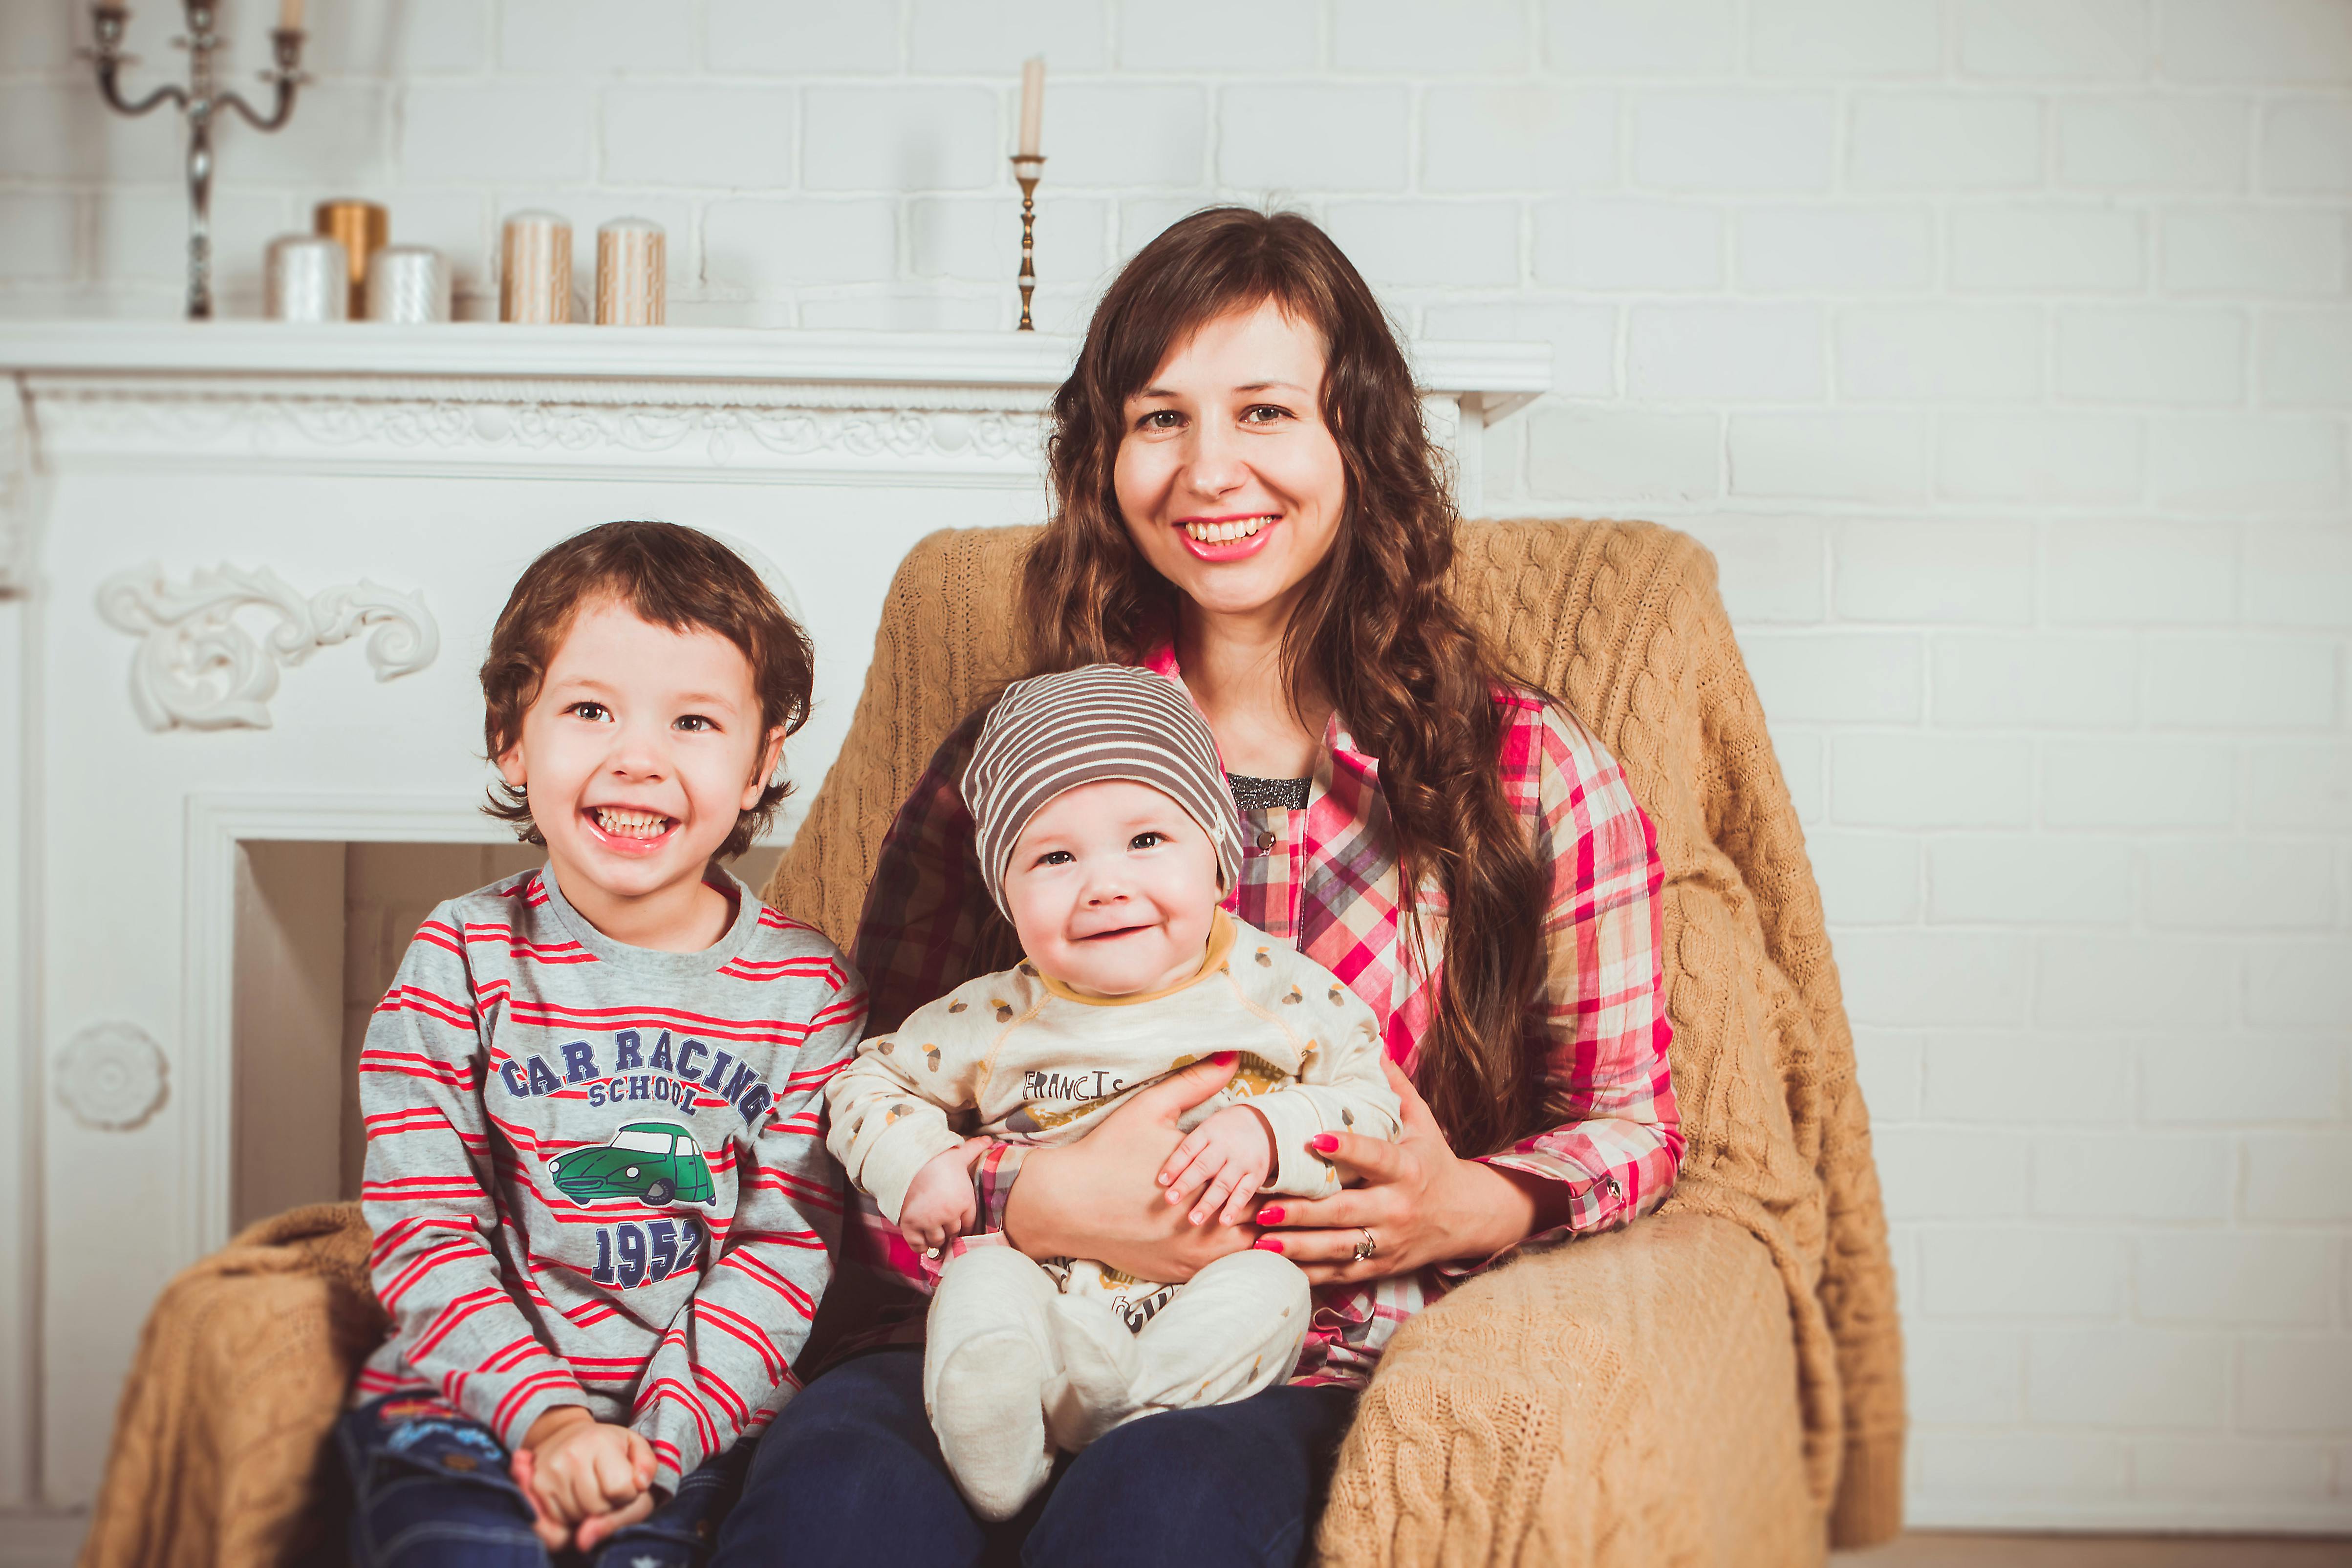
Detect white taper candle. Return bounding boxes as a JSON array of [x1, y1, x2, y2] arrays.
[[279, 0, 306, 32], [1017, 56, 1045, 158]]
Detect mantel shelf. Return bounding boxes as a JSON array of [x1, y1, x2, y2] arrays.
[[0, 322, 1545, 584], [0, 321, 1552, 415]]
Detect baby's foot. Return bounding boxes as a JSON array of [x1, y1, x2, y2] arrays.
[[1043, 1294, 1142, 1452], [932, 1331, 1054, 1521]]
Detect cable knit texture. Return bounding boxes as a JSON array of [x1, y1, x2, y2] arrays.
[[761, 519, 1904, 1564], [76, 517, 1902, 1568], [79, 1204, 385, 1568]]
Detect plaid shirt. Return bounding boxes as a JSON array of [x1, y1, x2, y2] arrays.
[[838, 651, 1681, 1389]]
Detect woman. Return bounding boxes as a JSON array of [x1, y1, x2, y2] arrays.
[[714, 208, 1682, 1566]]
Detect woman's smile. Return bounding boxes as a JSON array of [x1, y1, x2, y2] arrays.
[[1176, 512, 1279, 560]]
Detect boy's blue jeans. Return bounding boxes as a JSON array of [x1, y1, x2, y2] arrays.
[[336, 1394, 749, 1568]]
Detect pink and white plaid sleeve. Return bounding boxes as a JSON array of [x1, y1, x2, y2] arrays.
[[1474, 698, 1683, 1244]]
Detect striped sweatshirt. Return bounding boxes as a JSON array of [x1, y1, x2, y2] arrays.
[[354, 867, 864, 1491]]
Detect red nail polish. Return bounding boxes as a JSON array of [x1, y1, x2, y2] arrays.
[[1256, 1205, 1285, 1226], [1253, 1236, 1285, 1253], [1310, 1133, 1339, 1153], [1212, 1050, 1238, 1065]]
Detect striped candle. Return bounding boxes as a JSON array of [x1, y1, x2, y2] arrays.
[[595, 218, 666, 326], [499, 211, 572, 324]]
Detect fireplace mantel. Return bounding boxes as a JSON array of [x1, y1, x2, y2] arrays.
[[0, 323, 1548, 585], [0, 320, 1551, 400]]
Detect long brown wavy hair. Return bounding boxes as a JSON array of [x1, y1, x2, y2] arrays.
[[1021, 207, 1550, 1157]]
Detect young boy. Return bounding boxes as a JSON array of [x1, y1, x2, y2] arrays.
[[825, 663, 1402, 1521], [344, 522, 864, 1567]]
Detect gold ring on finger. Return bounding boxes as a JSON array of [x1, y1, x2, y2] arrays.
[[1352, 1228, 1377, 1263]]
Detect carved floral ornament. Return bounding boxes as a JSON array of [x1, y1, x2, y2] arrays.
[[55, 1022, 170, 1132], [96, 563, 439, 731]]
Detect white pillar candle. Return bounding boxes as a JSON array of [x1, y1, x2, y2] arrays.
[[1017, 56, 1045, 157], [365, 246, 452, 324], [278, 0, 306, 31], [265, 235, 346, 322]]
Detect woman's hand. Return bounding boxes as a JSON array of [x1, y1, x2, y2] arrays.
[[1254, 1057, 1560, 1286], [1003, 1052, 1259, 1283]]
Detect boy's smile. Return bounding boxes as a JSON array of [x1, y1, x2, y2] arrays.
[[497, 598, 784, 951]]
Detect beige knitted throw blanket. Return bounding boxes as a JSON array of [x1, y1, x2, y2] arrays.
[[78, 516, 1900, 1567], [80, 1203, 385, 1568]]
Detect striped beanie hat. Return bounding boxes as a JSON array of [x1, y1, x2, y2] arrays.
[[962, 664, 1244, 917]]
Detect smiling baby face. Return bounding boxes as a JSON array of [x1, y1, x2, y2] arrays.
[[1000, 777, 1224, 998]]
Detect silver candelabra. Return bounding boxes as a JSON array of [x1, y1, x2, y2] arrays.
[[83, 2, 308, 320]]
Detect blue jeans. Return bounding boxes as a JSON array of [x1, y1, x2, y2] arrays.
[[337, 1394, 749, 1568], [709, 1348, 1359, 1568]]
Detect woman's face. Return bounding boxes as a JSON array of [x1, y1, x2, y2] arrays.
[[1113, 298, 1348, 632]]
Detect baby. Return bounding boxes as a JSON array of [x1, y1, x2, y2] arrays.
[[824, 663, 1402, 1520]]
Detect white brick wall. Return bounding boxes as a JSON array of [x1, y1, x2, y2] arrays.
[[2, 0, 2345, 1535]]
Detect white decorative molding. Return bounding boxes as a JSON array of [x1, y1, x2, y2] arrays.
[[0, 375, 35, 595], [0, 320, 1552, 401], [54, 1022, 169, 1132], [95, 563, 439, 731], [34, 382, 1051, 479], [0, 323, 1549, 496]]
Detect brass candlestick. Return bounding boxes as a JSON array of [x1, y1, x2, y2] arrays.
[[84, 2, 309, 320], [1011, 154, 1044, 332]]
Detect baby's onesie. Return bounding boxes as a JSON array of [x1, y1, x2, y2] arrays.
[[825, 907, 1402, 1321], [824, 908, 1402, 1517]]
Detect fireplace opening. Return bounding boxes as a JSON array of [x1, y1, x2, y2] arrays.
[[229, 839, 784, 1232]]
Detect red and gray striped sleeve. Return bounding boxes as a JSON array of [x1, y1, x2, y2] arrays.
[[359, 904, 588, 1448]]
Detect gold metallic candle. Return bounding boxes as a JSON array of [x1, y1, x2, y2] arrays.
[[499, 211, 573, 324], [594, 217, 666, 326], [312, 199, 388, 319]]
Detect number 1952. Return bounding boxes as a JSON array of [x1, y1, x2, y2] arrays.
[[589, 1218, 704, 1288]]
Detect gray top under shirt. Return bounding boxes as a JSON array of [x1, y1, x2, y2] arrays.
[[1227, 773, 1310, 812]]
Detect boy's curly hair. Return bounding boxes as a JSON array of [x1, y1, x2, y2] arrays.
[[480, 521, 814, 862]]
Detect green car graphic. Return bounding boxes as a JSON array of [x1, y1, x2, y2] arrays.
[[547, 1122, 715, 1208]]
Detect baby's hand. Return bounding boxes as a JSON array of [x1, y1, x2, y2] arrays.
[[518, 1409, 653, 1538], [1157, 1104, 1276, 1226], [899, 1138, 984, 1254]]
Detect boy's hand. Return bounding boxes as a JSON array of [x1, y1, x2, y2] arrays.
[[518, 1408, 654, 1539], [1156, 1104, 1276, 1226], [506, 1445, 572, 1553], [899, 1138, 986, 1253], [511, 1436, 658, 1552]]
